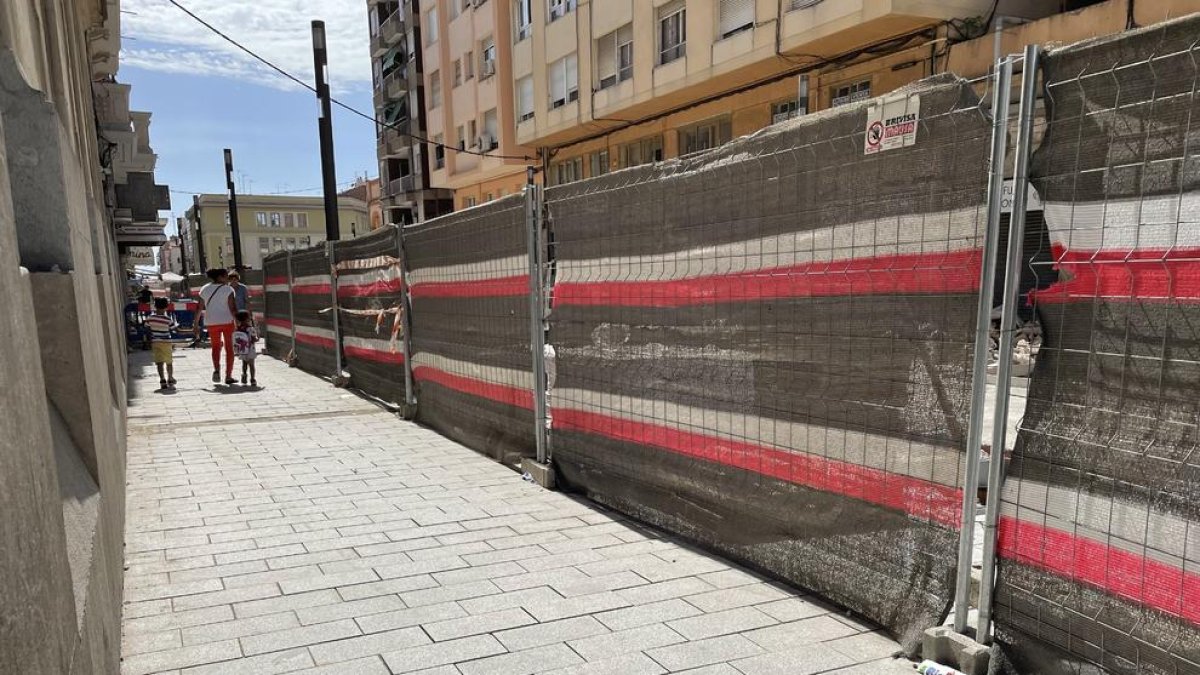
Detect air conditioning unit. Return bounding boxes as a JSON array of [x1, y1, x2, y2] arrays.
[[481, 60, 496, 77], [477, 134, 496, 150]]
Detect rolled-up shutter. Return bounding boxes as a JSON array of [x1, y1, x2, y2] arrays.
[[719, 0, 753, 37]]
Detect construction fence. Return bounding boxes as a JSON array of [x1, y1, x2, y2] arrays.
[[259, 14, 1200, 674]]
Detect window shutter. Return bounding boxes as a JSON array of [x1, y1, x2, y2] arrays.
[[565, 53, 578, 95], [549, 60, 565, 104], [518, 77, 534, 118], [719, 0, 753, 37], [597, 34, 616, 81]]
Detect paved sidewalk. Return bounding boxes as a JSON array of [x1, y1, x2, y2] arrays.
[[122, 346, 915, 675]]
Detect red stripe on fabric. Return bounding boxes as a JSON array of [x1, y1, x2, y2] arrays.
[[294, 331, 336, 349], [337, 278, 403, 298], [412, 365, 533, 409], [1033, 245, 1200, 304], [292, 283, 332, 295], [555, 249, 983, 308], [266, 318, 292, 330], [409, 275, 529, 299], [999, 516, 1200, 624], [266, 276, 289, 285], [554, 408, 961, 528], [344, 344, 406, 365]]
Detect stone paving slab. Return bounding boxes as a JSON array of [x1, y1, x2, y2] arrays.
[[121, 348, 916, 674]]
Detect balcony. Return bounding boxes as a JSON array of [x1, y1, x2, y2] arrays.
[[388, 175, 417, 196], [385, 70, 408, 100], [371, 11, 404, 56], [377, 131, 411, 159]]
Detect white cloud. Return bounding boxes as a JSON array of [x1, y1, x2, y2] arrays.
[[122, 0, 371, 91]]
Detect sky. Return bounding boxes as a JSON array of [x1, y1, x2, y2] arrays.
[[119, 0, 381, 233]]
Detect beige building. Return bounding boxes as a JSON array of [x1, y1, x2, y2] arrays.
[[495, 0, 1199, 184], [421, 0, 536, 208], [184, 194, 370, 270]]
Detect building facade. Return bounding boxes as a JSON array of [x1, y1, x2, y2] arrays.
[[368, 0, 455, 224], [421, 0, 536, 209], [490, 0, 1198, 184], [339, 176, 386, 231], [184, 194, 371, 270], [0, 0, 168, 672]]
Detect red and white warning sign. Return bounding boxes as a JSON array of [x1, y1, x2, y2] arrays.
[[864, 92, 920, 155]]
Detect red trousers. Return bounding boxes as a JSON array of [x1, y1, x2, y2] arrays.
[[209, 323, 234, 376]]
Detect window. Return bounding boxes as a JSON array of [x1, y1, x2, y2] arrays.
[[831, 80, 871, 107], [453, 59, 463, 86], [464, 196, 477, 208], [258, 237, 270, 255], [771, 99, 804, 124], [434, 134, 446, 168], [464, 50, 474, 80], [622, 135, 663, 168], [272, 237, 283, 251], [270, 212, 282, 227], [426, 7, 439, 44], [256, 211, 267, 226], [516, 76, 534, 122], [658, 1, 686, 65], [430, 71, 442, 108], [548, 53, 578, 109], [718, 0, 754, 39], [286, 237, 297, 249], [284, 212, 295, 228], [550, 157, 583, 185], [590, 149, 610, 177], [480, 37, 497, 79], [456, 125, 466, 151], [300, 236, 311, 247], [484, 192, 494, 202], [548, 0, 576, 22], [224, 211, 231, 225], [467, 119, 477, 147], [449, 0, 459, 19], [482, 109, 498, 150], [514, 0, 532, 41], [679, 116, 732, 155], [297, 212, 309, 229], [596, 25, 633, 90]]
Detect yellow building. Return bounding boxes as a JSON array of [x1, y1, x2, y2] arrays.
[[421, 0, 536, 209], [184, 194, 371, 270], [496, 0, 1199, 184]]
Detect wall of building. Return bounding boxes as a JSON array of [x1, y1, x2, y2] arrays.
[[0, 1, 131, 673]]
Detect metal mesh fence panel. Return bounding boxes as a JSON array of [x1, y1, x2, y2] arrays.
[[290, 243, 337, 378], [262, 252, 292, 360], [993, 16, 1200, 675], [405, 194, 534, 466], [334, 226, 407, 406], [544, 75, 990, 650]]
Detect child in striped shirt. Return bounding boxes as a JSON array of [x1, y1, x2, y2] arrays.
[[145, 297, 178, 390]]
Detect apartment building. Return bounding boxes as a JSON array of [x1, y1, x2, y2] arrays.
[[368, 0, 455, 224], [421, 0, 536, 209], [506, 0, 1200, 185], [184, 194, 370, 270]]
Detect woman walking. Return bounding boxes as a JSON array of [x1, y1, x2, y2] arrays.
[[196, 268, 238, 384]]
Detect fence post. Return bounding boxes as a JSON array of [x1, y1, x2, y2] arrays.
[[525, 170, 549, 465], [952, 54, 1013, 634], [286, 251, 297, 359], [977, 44, 1041, 644], [395, 224, 416, 408], [328, 240, 345, 381]]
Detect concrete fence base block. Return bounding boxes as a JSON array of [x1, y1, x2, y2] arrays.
[[521, 459, 556, 489], [923, 626, 990, 675]]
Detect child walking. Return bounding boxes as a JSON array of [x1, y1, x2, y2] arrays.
[[233, 310, 259, 386], [145, 297, 178, 390]]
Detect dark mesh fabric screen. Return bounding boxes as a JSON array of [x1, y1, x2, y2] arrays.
[[262, 252, 292, 360], [289, 244, 337, 378], [334, 227, 407, 406], [993, 16, 1200, 675], [405, 195, 535, 466], [544, 76, 990, 651]]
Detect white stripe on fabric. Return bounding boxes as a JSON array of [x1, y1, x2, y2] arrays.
[[335, 254, 399, 271], [338, 266, 402, 288], [1042, 193, 1200, 251], [291, 274, 330, 288], [266, 322, 291, 336], [266, 284, 290, 293], [1000, 475, 1198, 571], [555, 206, 985, 284], [551, 387, 963, 488], [343, 334, 400, 353], [407, 254, 528, 286], [295, 324, 335, 340], [411, 351, 532, 390]]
